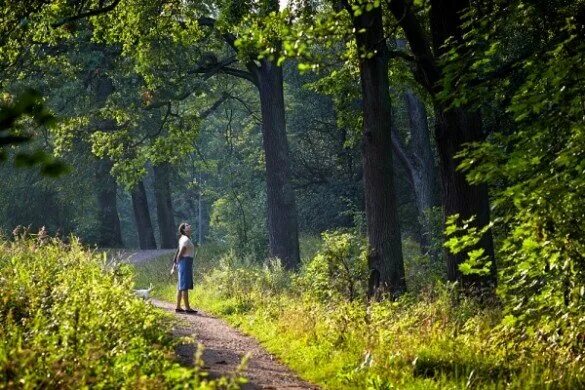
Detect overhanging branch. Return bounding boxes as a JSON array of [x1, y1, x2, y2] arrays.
[[52, 0, 122, 27]]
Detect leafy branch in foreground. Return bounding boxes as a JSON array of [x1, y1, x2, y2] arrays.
[[0, 89, 68, 176]]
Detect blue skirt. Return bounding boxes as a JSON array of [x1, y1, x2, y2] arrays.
[[177, 256, 194, 291]]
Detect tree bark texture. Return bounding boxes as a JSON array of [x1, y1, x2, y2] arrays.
[[153, 163, 176, 249], [131, 180, 157, 249], [434, 107, 496, 286], [392, 91, 440, 255], [251, 59, 301, 269], [94, 159, 124, 247], [91, 66, 123, 248], [430, 0, 496, 288], [405, 92, 440, 251], [353, 5, 406, 297]]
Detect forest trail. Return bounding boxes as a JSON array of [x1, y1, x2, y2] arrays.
[[129, 250, 316, 390], [123, 249, 176, 264]]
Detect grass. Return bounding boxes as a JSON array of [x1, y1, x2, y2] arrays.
[[132, 237, 585, 389]]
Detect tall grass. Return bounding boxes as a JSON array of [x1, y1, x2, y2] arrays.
[[0, 234, 242, 389]]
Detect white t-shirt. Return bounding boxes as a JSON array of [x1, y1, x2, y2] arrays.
[[178, 235, 195, 258]]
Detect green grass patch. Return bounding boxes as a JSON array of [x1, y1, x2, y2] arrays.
[[133, 235, 585, 389]]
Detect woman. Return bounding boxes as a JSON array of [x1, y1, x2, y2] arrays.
[[172, 222, 198, 314]]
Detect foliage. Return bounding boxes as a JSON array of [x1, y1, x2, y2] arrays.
[[0, 233, 244, 388], [296, 230, 368, 302], [440, 0, 585, 351], [135, 238, 585, 389], [0, 89, 67, 176]]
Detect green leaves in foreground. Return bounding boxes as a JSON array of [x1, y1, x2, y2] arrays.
[[0, 89, 68, 176], [0, 234, 244, 389]]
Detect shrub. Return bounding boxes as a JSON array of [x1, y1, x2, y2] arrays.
[[296, 231, 368, 302], [0, 234, 242, 389], [171, 235, 585, 389]]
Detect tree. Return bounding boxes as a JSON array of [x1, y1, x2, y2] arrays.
[[339, 1, 406, 297], [386, 0, 496, 290], [131, 179, 157, 249], [391, 91, 440, 257], [440, 0, 585, 345], [89, 65, 125, 248], [197, 4, 301, 268], [153, 163, 176, 248]]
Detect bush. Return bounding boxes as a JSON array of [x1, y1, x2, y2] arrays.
[[296, 230, 368, 302], [167, 235, 585, 389], [0, 234, 242, 389]]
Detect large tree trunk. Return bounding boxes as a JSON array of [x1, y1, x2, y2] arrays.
[[251, 59, 300, 269], [430, 0, 496, 289], [94, 159, 124, 247], [352, 5, 406, 297], [387, 0, 497, 290], [435, 107, 496, 287], [153, 163, 176, 248], [131, 180, 157, 249], [90, 64, 125, 247]]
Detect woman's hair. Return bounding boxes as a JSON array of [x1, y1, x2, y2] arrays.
[[178, 222, 188, 237]]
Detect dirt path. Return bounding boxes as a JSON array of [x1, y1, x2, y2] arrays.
[[129, 250, 316, 389], [122, 249, 176, 264], [152, 299, 315, 389]]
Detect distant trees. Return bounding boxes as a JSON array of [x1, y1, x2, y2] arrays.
[[392, 91, 440, 258]]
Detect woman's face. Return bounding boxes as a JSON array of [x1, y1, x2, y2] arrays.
[[184, 224, 192, 236]]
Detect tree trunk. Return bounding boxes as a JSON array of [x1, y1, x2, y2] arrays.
[[198, 173, 203, 244], [435, 107, 496, 287], [387, 0, 497, 290], [91, 66, 124, 247], [131, 180, 157, 249], [153, 163, 176, 248], [430, 0, 496, 289], [352, 5, 406, 297], [252, 59, 300, 269], [94, 159, 124, 247], [404, 92, 440, 253]]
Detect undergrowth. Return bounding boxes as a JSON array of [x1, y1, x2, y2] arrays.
[[0, 232, 244, 389], [135, 233, 585, 389]]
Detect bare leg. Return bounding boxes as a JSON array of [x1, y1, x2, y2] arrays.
[[183, 291, 191, 310], [176, 290, 182, 310]]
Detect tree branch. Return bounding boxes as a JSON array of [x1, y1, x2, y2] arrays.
[[220, 67, 257, 84], [52, 0, 122, 27], [386, 0, 440, 93], [391, 127, 415, 188], [197, 16, 239, 53], [199, 94, 229, 119], [388, 49, 416, 63]]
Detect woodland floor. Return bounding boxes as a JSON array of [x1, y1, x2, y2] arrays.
[[128, 250, 316, 390]]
